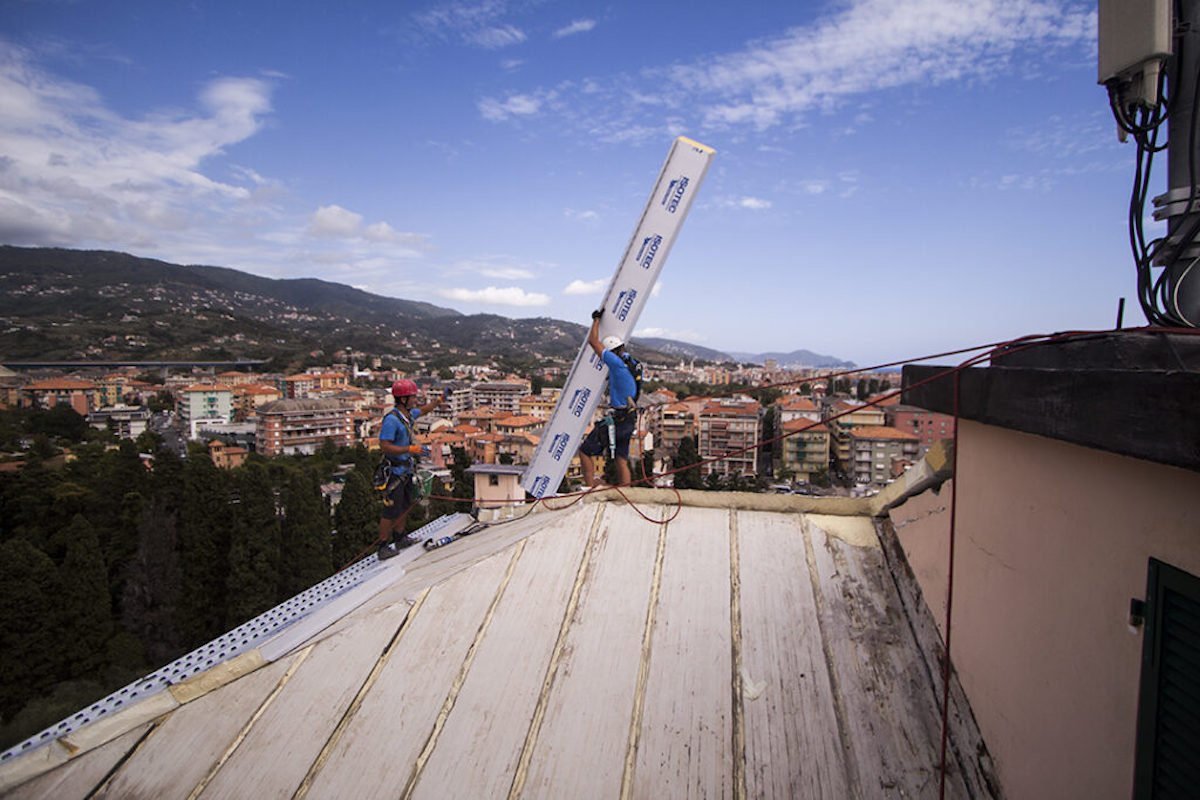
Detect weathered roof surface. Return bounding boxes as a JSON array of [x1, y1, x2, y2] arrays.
[[1, 492, 990, 799]]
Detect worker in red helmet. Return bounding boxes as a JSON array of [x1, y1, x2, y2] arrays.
[[377, 378, 443, 556]]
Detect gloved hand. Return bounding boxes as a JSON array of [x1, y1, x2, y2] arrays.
[[591, 308, 603, 320]]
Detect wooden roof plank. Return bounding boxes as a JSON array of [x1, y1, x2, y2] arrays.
[[95, 656, 293, 798], [517, 503, 663, 799], [299, 547, 517, 800], [736, 510, 853, 798], [408, 516, 592, 799], [805, 516, 970, 798], [633, 505, 734, 799], [6, 724, 152, 800], [196, 600, 414, 799]]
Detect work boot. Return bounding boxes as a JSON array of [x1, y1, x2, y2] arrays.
[[396, 531, 423, 549]]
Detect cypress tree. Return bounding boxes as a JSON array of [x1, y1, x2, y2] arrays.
[[674, 436, 703, 490], [279, 469, 332, 600], [0, 539, 61, 721], [177, 454, 231, 646], [332, 470, 377, 568], [226, 461, 281, 627], [121, 500, 182, 665], [59, 514, 113, 678]]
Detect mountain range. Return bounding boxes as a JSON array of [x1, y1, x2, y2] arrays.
[[0, 246, 853, 369]]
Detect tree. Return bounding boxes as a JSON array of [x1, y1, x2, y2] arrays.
[[59, 515, 113, 677], [0, 539, 62, 721], [673, 436, 703, 490], [226, 462, 282, 627], [28, 405, 88, 442], [449, 446, 473, 500], [121, 500, 182, 665], [332, 470, 377, 568], [177, 454, 231, 646], [279, 469, 332, 600]]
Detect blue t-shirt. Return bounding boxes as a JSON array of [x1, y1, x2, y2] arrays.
[[602, 349, 638, 409], [380, 407, 422, 469]]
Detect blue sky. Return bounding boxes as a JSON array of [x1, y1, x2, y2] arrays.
[[0, 0, 1151, 366]]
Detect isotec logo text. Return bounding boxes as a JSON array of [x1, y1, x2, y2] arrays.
[[531, 475, 550, 496], [570, 387, 591, 417], [589, 352, 604, 371], [661, 176, 689, 212], [550, 432, 571, 461], [612, 288, 637, 322], [637, 235, 662, 270]]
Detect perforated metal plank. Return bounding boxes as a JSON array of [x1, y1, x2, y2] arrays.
[[518, 503, 663, 799], [633, 505, 734, 799]]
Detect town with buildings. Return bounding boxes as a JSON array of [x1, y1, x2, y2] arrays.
[[0, 352, 953, 497]]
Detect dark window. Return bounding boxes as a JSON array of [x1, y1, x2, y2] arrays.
[[1133, 558, 1200, 799], [489, 474, 499, 486]]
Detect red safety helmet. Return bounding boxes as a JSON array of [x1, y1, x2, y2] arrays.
[[391, 379, 418, 398]]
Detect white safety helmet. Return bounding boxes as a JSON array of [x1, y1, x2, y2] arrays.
[[602, 335, 624, 351]]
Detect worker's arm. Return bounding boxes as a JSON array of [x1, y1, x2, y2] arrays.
[[588, 309, 604, 357], [380, 440, 421, 456]]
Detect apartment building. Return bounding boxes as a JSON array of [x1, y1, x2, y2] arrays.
[[232, 384, 282, 420], [697, 399, 760, 478], [86, 405, 151, 440], [828, 399, 888, 471], [847, 425, 920, 486], [22, 378, 98, 415], [652, 402, 696, 461], [177, 384, 235, 439], [493, 415, 543, 437], [256, 398, 353, 456], [518, 391, 559, 420], [887, 401, 955, 457], [779, 419, 830, 483], [281, 374, 319, 399], [471, 382, 525, 415]]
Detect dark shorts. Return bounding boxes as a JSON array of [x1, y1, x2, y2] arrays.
[[381, 473, 415, 520], [579, 412, 635, 461]]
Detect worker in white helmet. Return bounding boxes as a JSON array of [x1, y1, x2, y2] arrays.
[[577, 308, 641, 488]]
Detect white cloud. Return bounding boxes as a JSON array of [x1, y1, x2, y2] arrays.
[[740, 196, 772, 210], [305, 205, 431, 247], [439, 285, 551, 306], [564, 278, 605, 295], [478, 92, 544, 121], [307, 204, 363, 237], [673, 0, 1096, 130], [481, 266, 535, 279], [469, 24, 526, 49], [565, 208, 599, 221], [0, 41, 276, 247], [477, 0, 1094, 141], [554, 19, 596, 38], [635, 326, 707, 343]]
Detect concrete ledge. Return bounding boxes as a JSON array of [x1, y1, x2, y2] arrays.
[[579, 486, 875, 516]]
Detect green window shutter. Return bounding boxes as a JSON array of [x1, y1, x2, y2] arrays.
[[1133, 558, 1200, 799]]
